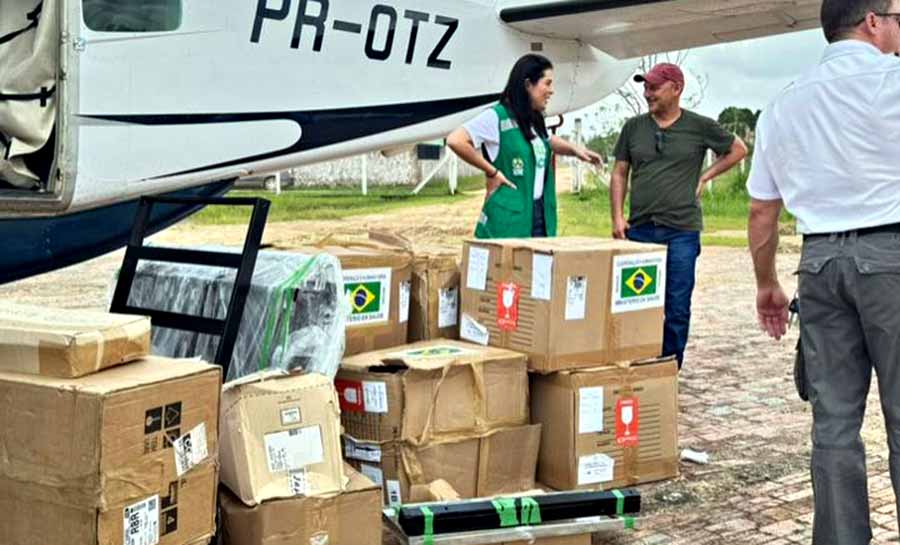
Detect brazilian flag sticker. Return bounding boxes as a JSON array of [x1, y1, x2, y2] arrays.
[[621, 266, 658, 298], [391, 345, 475, 359], [612, 253, 667, 314], [343, 268, 392, 325]]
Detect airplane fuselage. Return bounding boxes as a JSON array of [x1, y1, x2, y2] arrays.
[[0, 0, 635, 219]]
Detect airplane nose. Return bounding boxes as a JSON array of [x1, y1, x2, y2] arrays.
[[547, 43, 637, 115]]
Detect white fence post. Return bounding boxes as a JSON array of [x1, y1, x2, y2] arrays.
[[573, 118, 583, 193], [449, 150, 458, 195], [361, 154, 368, 196]]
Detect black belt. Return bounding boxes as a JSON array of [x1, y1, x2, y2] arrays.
[[804, 222, 900, 241]]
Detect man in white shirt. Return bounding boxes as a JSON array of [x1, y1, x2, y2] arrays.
[[748, 1, 900, 542]]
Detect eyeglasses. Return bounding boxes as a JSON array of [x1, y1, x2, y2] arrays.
[[856, 12, 900, 25], [655, 130, 665, 154]]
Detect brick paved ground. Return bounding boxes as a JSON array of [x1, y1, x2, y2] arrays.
[[2, 201, 896, 545], [598, 247, 899, 545]]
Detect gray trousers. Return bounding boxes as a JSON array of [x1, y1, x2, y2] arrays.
[[798, 232, 900, 545]]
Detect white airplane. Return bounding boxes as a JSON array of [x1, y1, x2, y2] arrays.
[[0, 0, 820, 283]]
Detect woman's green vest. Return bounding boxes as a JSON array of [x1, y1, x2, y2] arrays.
[[474, 104, 557, 239]]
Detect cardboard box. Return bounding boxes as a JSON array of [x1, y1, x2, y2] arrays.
[[336, 340, 529, 444], [306, 242, 413, 356], [368, 231, 461, 342], [220, 371, 346, 506], [460, 237, 666, 373], [345, 424, 542, 504], [531, 358, 679, 491], [410, 247, 461, 342], [0, 357, 220, 545], [0, 302, 151, 377], [220, 465, 381, 545]]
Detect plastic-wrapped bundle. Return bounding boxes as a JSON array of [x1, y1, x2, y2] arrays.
[[127, 247, 347, 382]]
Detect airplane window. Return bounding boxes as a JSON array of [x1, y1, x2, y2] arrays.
[[83, 0, 181, 32]]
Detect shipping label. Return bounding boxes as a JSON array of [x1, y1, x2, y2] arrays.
[[578, 387, 605, 434], [265, 425, 325, 473], [460, 313, 489, 346], [399, 280, 411, 323], [531, 253, 553, 300], [344, 437, 383, 463], [362, 381, 389, 413], [386, 480, 403, 506], [466, 246, 490, 291], [438, 287, 459, 328], [565, 276, 587, 321], [123, 495, 160, 545], [577, 454, 615, 485], [172, 423, 209, 477]]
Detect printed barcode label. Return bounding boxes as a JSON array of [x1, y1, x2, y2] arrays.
[[386, 479, 402, 506], [123, 495, 160, 545], [289, 469, 308, 496], [173, 423, 209, 476]]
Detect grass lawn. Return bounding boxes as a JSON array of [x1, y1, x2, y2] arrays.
[[189, 175, 484, 225], [192, 167, 791, 248]]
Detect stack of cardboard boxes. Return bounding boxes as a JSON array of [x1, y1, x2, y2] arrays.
[[0, 232, 683, 545], [336, 339, 540, 504], [217, 371, 383, 545], [0, 303, 221, 545], [459, 237, 681, 492]]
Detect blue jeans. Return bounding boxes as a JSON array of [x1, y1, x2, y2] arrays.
[[626, 222, 701, 368]]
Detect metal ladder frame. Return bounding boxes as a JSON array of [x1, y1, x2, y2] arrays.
[[109, 195, 270, 377]]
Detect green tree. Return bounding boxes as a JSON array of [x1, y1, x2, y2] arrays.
[[586, 132, 620, 159], [717, 107, 757, 139]]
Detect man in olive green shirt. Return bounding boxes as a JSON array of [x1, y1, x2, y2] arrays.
[[610, 63, 747, 368]]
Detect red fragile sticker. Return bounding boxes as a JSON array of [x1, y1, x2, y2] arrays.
[[616, 397, 640, 447], [496, 282, 520, 331], [335, 379, 365, 413]]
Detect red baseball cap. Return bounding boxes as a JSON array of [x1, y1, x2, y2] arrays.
[[634, 63, 685, 87]]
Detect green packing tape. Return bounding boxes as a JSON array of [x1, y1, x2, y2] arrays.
[[611, 490, 635, 531], [491, 498, 519, 528], [421, 506, 434, 545], [258, 255, 320, 371], [611, 489, 625, 515], [520, 497, 542, 525]]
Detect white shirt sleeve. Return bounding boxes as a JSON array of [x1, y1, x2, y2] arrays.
[[462, 109, 500, 162], [746, 110, 782, 201]]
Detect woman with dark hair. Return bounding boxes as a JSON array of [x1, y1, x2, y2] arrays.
[[448, 54, 602, 239]]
